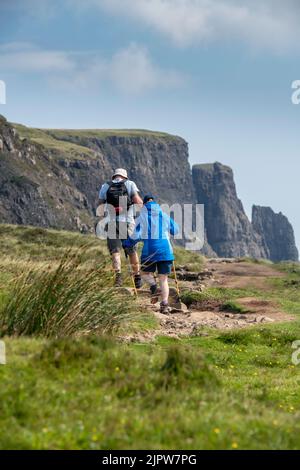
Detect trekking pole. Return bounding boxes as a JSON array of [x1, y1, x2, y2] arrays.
[[172, 261, 181, 301]]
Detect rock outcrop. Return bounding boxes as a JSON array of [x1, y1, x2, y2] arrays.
[[50, 131, 194, 207], [192, 162, 269, 259], [0, 115, 91, 230], [252, 205, 298, 262], [0, 115, 195, 232]]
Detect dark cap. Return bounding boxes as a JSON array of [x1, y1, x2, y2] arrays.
[[143, 194, 155, 204]]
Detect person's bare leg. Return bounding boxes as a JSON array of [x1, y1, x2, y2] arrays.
[[141, 272, 156, 287], [159, 274, 169, 304], [112, 252, 123, 286], [112, 252, 121, 273], [129, 252, 140, 275]]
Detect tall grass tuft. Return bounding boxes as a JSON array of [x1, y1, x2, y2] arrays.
[[0, 248, 139, 338], [159, 345, 218, 389]]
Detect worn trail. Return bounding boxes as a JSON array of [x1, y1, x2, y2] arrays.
[[123, 259, 294, 342]]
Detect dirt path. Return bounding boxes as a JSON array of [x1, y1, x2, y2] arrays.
[[124, 259, 295, 342], [207, 259, 284, 290]]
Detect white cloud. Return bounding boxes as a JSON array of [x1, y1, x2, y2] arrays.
[[78, 0, 300, 52], [109, 43, 184, 93], [4, 1, 300, 52], [0, 42, 185, 94], [0, 43, 75, 72]]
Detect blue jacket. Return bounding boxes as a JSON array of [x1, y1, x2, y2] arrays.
[[124, 201, 179, 263]]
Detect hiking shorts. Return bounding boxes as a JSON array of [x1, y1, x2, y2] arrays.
[[106, 221, 137, 256], [142, 260, 173, 275]]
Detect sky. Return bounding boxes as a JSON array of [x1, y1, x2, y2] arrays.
[[0, 0, 300, 250]]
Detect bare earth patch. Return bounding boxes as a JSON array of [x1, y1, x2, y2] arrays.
[[207, 260, 284, 290], [236, 297, 294, 323], [123, 259, 295, 342]]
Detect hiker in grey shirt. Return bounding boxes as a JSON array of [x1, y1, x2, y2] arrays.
[[97, 168, 143, 287]]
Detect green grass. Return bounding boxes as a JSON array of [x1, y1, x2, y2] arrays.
[[0, 249, 142, 338], [0, 225, 153, 339], [46, 128, 180, 139], [1, 325, 300, 449], [0, 224, 104, 262], [264, 262, 300, 316], [275, 262, 300, 276], [0, 223, 204, 282], [220, 300, 250, 314], [0, 224, 203, 338], [173, 246, 205, 272], [238, 257, 274, 265], [1, 224, 300, 449], [14, 124, 96, 159]]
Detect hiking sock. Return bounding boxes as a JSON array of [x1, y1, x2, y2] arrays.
[[150, 284, 158, 295], [134, 273, 142, 289], [142, 273, 158, 300], [150, 283, 160, 304]]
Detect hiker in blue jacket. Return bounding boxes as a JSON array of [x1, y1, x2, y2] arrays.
[[123, 194, 179, 314]]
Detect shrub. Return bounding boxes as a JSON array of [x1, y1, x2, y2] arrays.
[[0, 248, 139, 338], [220, 301, 249, 314], [217, 329, 253, 345], [159, 345, 218, 389]]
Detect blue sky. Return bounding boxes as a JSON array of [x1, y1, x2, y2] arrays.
[[0, 0, 300, 250]]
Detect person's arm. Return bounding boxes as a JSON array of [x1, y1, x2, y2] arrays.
[[129, 181, 143, 207], [96, 184, 108, 216], [123, 223, 142, 248], [132, 193, 143, 206], [96, 203, 105, 217], [167, 215, 179, 236], [123, 206, 148, 248]]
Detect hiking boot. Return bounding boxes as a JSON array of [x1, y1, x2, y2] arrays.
[[115, 272, 123, 287], [134, 274, 142, 289], [150, 284, 160, 304], [160, 302, 169, 314]]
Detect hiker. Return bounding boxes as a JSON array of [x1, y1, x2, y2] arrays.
[[123, 194, 179, 314], [97, 168, 143, 287]]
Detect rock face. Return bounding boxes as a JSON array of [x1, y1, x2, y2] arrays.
[[192, 162, 268, 259], [51, 131, 194, 207], [0, 115, 298, 261], [252, 205, 299, 262], [0, 115, 91, 230], [0, 115, 194, 232]]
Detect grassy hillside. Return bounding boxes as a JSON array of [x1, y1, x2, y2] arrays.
[[14, 124, 96, 159], [1, 225, 300, 449], [13, 124, 180, 160], [0, 224, 203, 271], [46, 128, 180, 139], [2, 324, 300, 450]]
